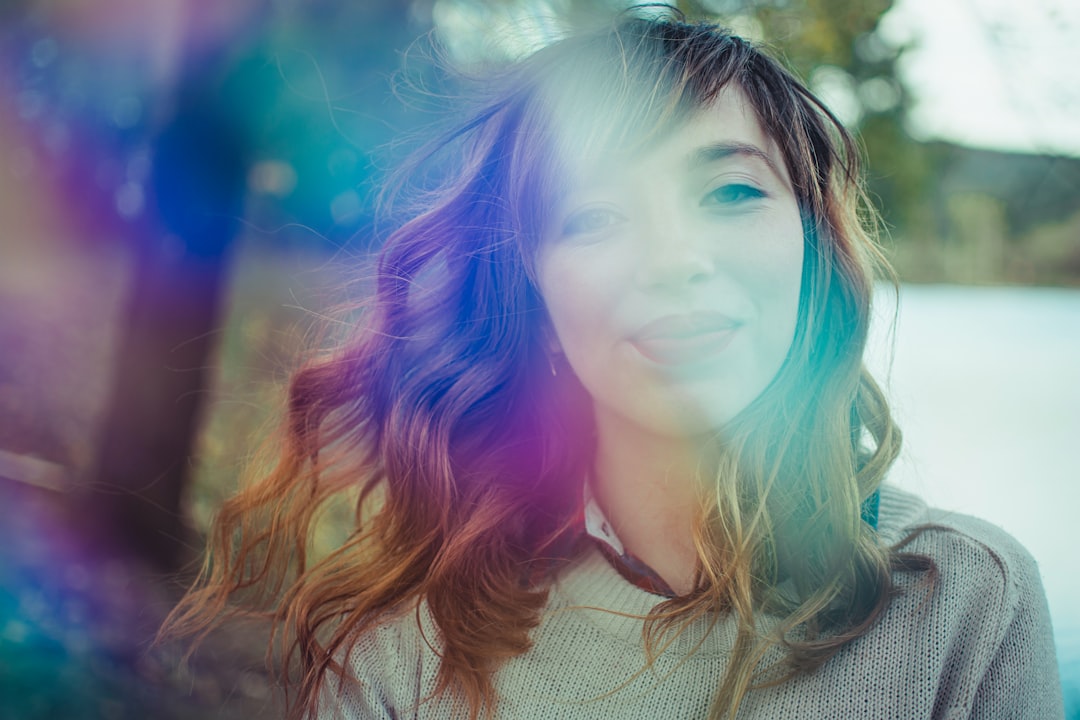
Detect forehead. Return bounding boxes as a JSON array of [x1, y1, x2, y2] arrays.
[[551, 85, 790, 190]]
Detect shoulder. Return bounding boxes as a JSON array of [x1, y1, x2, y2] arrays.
[[875, 483, 1049, 640], [317, 601, 446, 720], [868, 485, 1063, 718], [876, 483, 1042, 602]]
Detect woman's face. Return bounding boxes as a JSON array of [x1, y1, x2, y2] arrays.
[[535, 86, 805, 439]]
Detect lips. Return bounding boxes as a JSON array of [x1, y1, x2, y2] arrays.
[[630, 312, 742, 366]]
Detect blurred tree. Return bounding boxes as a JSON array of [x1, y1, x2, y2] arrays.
[[92, 59, 253, 571], [90, 0, 430, 570]]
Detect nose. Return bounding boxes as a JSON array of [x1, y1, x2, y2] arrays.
[[634, 212, 716, 291]]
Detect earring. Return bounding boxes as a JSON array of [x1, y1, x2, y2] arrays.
[[548, 356, 557, 377]]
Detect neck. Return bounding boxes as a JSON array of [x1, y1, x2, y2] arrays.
[[591, 407, 716, 596]]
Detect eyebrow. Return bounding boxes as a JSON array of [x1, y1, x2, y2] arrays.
[[688, 141, 785, 180]]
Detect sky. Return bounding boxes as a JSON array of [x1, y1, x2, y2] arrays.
[[881, 0, 1080, 157]]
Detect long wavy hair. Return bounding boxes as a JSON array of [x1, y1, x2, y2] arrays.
[[161, 12, 933, 720]]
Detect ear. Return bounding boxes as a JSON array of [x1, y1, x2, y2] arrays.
[[540, 322, 562, 356], [533, 305, 562, 355]]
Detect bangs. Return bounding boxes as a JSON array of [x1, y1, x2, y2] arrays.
[[527, 19, 754, 175]]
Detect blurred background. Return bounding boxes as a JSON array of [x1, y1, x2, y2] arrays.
[[0, 0, 1076, 717]]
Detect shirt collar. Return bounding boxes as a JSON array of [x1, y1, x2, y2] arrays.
[[572, 481, 880, 600], [582, 478, 626, 556], [579, 478, 677, 598]]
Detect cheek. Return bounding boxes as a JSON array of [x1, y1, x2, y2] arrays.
[[535, 248, 625, 365], [736, 213, 805, 367], [778, 237, 805, 313], [538, 261, 596, 353], [755, 213, 805, 306]]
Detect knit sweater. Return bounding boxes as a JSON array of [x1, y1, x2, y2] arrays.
[[319, 485, 1064, 719]]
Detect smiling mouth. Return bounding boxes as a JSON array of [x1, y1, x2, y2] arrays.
[[630, 313, 742, 366]]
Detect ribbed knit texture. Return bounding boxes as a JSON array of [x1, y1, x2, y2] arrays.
[[319, 485, 1064, 719]]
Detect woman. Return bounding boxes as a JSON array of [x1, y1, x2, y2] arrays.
[[163, 11, 1063, 719]]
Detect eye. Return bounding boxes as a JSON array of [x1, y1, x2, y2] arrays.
[[703, 183, 767, 208], [561, 207, 625, 236]]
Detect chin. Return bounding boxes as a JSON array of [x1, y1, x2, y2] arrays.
[[627, 391, 755, 440]]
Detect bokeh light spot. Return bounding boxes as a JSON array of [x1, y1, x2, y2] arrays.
[[30, 37, 59, 68], [18, 90, 45, 120], [114, 181, 144, 218], [858, 76, 901, 113], [330, 189, 363, 224], [248, 160, 298, 197], [810, 65, 863, 126], [111, 96, 142, 129]]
